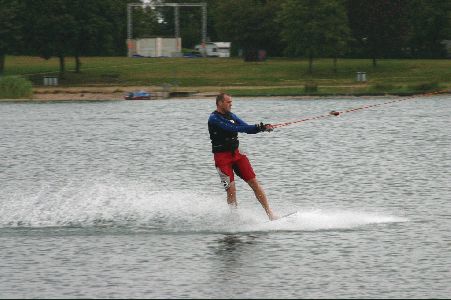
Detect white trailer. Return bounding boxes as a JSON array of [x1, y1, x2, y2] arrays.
[[195, 42, 231, 57]]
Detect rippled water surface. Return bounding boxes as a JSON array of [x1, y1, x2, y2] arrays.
[[1, 96, 450, 298]]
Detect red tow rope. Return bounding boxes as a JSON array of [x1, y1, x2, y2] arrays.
[[272, 90, 449, 129]]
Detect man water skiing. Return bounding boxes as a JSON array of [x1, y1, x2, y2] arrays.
[[208, 93, 278, 221]]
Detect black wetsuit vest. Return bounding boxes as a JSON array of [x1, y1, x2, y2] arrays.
[[208, 111, 239, 153]]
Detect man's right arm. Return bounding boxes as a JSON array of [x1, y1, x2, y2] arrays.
[[209, 113, 260, 134]]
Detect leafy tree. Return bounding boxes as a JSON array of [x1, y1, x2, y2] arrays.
[[21, 0, 134, 73], [278, 0, 351, 73], [407, 0, 450, 58], [130, 5, 164, 39], [214, 0, 284, 59], [346, 0, 410, 66], [153, 1, 203, 49], [0, 0, 23, 74], [68, 0, 118, 72], [106, 0, 137, 56], [317, 0, 351, 72], [23, 0, 77, 74]]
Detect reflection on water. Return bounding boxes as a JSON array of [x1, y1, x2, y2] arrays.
[[213, 234, 259, 277], [215, 234, 258, 256]]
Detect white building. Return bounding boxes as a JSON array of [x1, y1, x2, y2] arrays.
[[127, 38, 182, 57], [195, 42, 231, 57]]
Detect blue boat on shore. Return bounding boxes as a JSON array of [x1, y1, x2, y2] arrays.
[[124, 91, 151, 100]]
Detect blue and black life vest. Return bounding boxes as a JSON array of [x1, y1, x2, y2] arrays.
[[208, 110, 260, 153]]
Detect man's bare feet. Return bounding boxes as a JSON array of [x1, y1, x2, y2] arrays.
[[268, 211, 279, 221]]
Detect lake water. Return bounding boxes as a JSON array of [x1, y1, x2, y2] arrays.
[[1, 96, 450, 298]]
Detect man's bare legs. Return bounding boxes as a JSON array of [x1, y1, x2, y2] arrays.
[[225, 179, 277, 220], [224, 178, 277, 220], [247, 178, 278, 220], [226, 181, 237, 209]]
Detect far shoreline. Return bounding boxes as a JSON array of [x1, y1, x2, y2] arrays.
[[1, 85, 449, 102]]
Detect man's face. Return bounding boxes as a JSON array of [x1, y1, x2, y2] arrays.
[[218, 95, 233, 112]]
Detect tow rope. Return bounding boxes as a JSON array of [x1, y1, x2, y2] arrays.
[[272, 90, 449, 129]]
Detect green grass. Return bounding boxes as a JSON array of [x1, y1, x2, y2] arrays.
[[0, 75, 33, 99], [4, 56, 451, 95]]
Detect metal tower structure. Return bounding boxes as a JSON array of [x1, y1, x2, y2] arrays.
[[127, 2, 207, 51]]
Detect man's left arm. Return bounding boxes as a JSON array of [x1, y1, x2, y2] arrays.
[[233, 114, 274, 132]]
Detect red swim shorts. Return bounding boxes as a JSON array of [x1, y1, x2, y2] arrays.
[[214, 149, 256, 190]]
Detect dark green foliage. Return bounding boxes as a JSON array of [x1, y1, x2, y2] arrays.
[[408, 82, 440, 92], [346, 0, 411, 66], [1, 0, 450, 77], [278, 0, 351, 72], [0, 76, 33, 99], [213, 0, 285, 57], [407, 0, 450, 58], [0, 0, 23, 73]]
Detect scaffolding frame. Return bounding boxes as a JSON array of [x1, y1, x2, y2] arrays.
[[127, 2, 207, 54]]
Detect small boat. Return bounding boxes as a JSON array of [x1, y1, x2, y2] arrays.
[[124, 91, 151, 100]]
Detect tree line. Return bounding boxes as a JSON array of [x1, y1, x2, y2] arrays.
[[0, 0, 450, 74]]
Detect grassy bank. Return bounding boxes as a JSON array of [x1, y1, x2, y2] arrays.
[[4, 56, 451, 96]]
